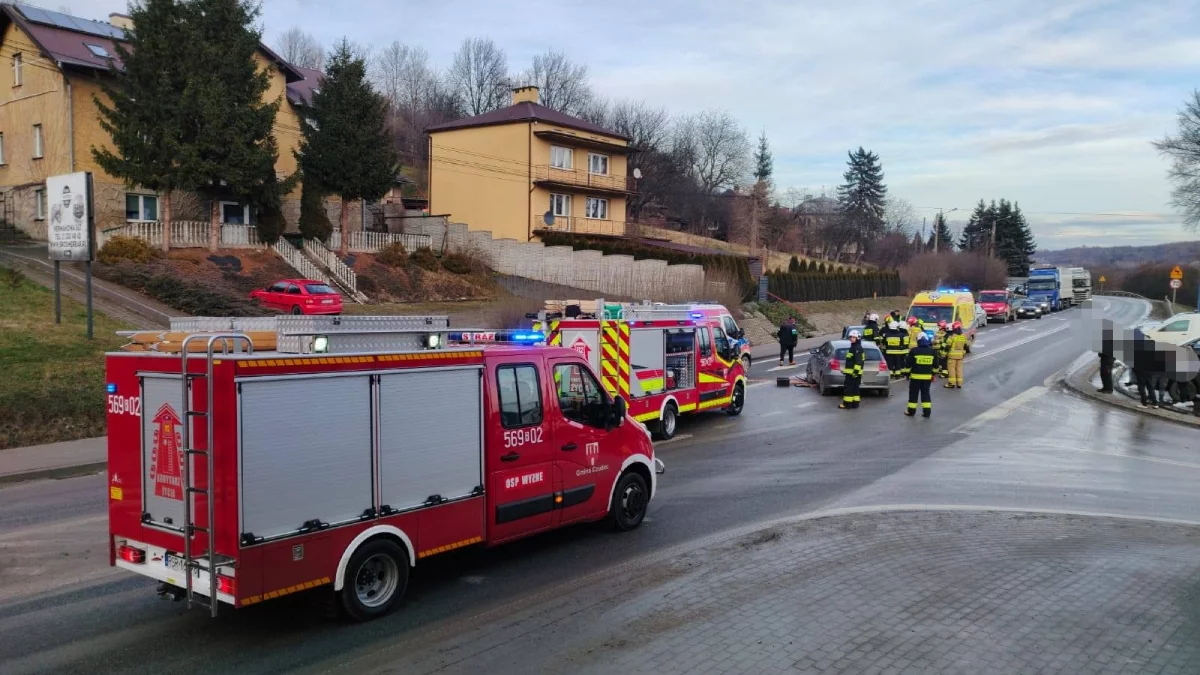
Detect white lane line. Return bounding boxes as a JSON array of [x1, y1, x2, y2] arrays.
[[969, 324, 1071, 361], [795, 402, 817, 410], [747, 380, 772, 388], [951, 385, 1048, 434], [972, 343, 985, 349], [654, 433, 694, 446], [768, 363, 803, 372], [759, 410, 785, 417]]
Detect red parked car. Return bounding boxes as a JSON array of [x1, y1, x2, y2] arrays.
[[978, 289, 1016, 323], [250, 279, 343, 315]]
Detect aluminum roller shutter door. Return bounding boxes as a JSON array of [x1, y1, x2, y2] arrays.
[[379, 368, 482, 512], [239, 376, 372, 540]]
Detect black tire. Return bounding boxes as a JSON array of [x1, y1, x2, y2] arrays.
[[726, 382, 745, 416], [608, 471, 649, 531], [818, 377, 831, 396], [291, 305, 303, 315], [805, 364, 814, 384], [1036, 314, 1042, 319], [339, 539, 409, 622], [741, 355, 752, 373], [653, 403, 678, 440]]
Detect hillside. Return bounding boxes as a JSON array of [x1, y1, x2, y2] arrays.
[[1035, 240, 1200, 268]]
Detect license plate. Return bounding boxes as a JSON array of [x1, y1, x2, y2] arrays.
[[164, 553, 186, 573], [321, 299, 333, 305]]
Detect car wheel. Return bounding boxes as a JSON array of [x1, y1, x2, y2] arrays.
[[653, 403, 678, 440], [805, 363, 814, 384], [291, 305, 303, 315], [817, 377, 830, 396], [339, 539, 409, 622], [1036, 314, 1042, 319], [741, 355, 752, 373], [608, 471, 649, 532], [726, 382, 745, 416]]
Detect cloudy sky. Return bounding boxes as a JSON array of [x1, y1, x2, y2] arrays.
[[67, 0, 1200, 249]]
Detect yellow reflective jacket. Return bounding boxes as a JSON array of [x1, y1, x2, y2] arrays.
[[948, 333, 968, 359]]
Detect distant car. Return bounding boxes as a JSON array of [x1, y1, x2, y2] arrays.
[[250, 279, 343, 315], [978, 289, 1017, 323], [973, 304, 988, 329], [805, 339, 890, 397], [1015, 299, 1043, 319], [841, 325, 866, 339]]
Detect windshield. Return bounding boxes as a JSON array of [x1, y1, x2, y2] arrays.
[[978, 292, 1007, 303], [908, 305, 955, 324], [835, 347, 882, 361], [1027, 280, 1057, 291], [304, 284, 337, 295], [1021, 300, 1041, 307], [1073, 279, 1089, 288]]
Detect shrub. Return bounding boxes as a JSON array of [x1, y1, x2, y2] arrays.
[[441, 252, 474, 275], [96, 259, 260, 316], [357, 274, 379, 295], [376, 241, 408, 268], [97, 235, 160, 265], [0, 266, 24, 289], [298, 178, 333, 241], [409, 246, 440, 272], [788, 256, 802, 272]]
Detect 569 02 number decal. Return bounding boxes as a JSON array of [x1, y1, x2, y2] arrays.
[[503, 427, 543, 448], [107, 394, 142, 417]]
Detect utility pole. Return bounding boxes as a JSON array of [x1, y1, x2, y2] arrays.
[[989, 214, 997, 258], [934, 207, 958, 255]]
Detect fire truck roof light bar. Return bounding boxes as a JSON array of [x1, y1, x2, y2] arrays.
[[447, 330, 546, 344]]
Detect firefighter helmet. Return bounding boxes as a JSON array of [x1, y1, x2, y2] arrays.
[[938, 320, 948, 329], [907, 317, 918, 326], [952, 321, 962, 329], [869, 313, 879, 322], [848, 329, 860, 339]]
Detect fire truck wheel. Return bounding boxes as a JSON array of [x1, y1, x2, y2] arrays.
[[340, 539, 409, 622], [609, 471, 649, 531], [726, 383, 745, 416], [653, 403, 678, 440]]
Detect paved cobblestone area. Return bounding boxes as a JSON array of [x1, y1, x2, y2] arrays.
[[382, 511, 1200, 675]]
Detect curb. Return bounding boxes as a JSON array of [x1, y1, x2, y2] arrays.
[[1061, 359, 1200, 428], [0, 461, 107, 487]]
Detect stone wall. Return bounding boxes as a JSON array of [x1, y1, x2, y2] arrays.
[[398, 219, 707, 302]]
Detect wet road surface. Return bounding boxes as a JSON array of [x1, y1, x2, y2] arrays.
[[6, 296, 1195, 674]]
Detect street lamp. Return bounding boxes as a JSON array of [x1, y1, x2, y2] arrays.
[[934, 207, 958, 254]]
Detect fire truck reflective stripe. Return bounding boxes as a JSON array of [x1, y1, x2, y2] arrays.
[[678, 402, 697, 413], [496, 493, 556, 524], [639, 378, 665, 390], [240, 576, 332, 605], [417, 535, 484, 559], [634, 411, 660, 422], [698, 396, 732, 410], [698, 373, 726, 384]]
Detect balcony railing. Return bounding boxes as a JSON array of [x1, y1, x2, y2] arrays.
[[533, 165, 634, 193], [534, 216, 626, 237]]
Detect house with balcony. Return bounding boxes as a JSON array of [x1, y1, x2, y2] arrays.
[[427, 85, 632, 242]]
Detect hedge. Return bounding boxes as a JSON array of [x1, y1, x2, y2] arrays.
[[767, 270, 902, 302]]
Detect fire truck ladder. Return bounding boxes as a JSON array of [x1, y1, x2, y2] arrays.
[[619, 304, 698, 322], [179, 333, 254, 617]]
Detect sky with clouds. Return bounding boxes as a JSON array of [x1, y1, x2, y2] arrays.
[[62, 0, 1200, 249]]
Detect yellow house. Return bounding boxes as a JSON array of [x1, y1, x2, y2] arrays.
[[0, 3, 341, 241], [428, 86, 632, 242]]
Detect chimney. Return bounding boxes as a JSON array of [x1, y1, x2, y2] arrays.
[[512, 85, 538, 105], [109, 13, 133, 30]]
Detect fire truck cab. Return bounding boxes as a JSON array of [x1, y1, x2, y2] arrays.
[[534, 300, 747, 440], [105, 315, 660, 621]]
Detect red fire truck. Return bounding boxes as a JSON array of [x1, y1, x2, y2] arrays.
[[105, 315, 661, 621], [533, 301, 747, 440]]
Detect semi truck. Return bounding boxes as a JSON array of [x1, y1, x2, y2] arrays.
[[1027, 266, 1062, 312], [1068, 267, 1092, 305]]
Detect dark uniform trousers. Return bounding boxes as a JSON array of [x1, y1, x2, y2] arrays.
[[842, 348, 865, 409], [906, 347, 936, 417]]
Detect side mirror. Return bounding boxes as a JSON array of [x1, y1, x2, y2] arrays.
[[605, 395, 626, 431], [810, 348, 819, 355]]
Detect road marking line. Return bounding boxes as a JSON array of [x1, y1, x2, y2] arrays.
[[951, 385, 1048, 434], [759, 410, 784, 417], [969, 324, 1070, 360], [795, 402, 817, 410], [747, 381, 772, 388], [654, 433, 694, 446], [768, 364, 802, 372], [972, 343, 985, 349]]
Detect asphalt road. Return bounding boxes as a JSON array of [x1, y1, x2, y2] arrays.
[[3, 296, 1190, 675]]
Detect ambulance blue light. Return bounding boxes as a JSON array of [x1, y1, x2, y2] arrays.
[[690, 312, 704, 319], [106, 383, 117, 394]]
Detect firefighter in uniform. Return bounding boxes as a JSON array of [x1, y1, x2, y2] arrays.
[[905, 333, 936, 417], [933, 320, 949, 378], [840, 330, 865, 410], [946, 321, 967, 389], [906, 317, 924, 359], [863, 313, 880, 345], [883, 321, 907, 378]]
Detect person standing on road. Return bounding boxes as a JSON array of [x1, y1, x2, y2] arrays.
[[884, 321, 907, 379], [840, 330, 865, 410], [1097, 323, 1114, 394], [1130, 328, 1158, 407], [778, 317, 799, 366], [863, 313, 880, 345], [905, 333, 936, 417], [946, 322, 967, 389], [933, 320, 950, 379]]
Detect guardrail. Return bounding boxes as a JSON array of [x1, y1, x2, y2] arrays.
[[328, 230, 431, 253], [97, 221, 265, 250], [1094, 290, 1151, 300], [303, 239, 366, 303]]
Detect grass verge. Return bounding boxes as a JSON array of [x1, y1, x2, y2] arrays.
[[0, 267, 128, 449]]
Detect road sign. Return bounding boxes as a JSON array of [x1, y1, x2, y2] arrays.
[[1170, 279, 1182, 290], [1098, 275, 1106, 283], [1171, 265, 1184, 280]]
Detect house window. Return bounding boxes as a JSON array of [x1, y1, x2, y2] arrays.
[[32, 124, 43, 159], [126, 194, 159, 221], [33, 188, 45, 220], [549, 193, 570, 217], [588, 153, 609, 175], [585, 197, 608, 220], [85, 44, 111, 59], [12, 53, 21, 87], [0, 133, 6, 165], [550, 146, 573, 169], [220, 201, 251, 224]]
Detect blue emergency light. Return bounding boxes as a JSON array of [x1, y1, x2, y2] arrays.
[[449, 330, 545, 344], [106, 383, 117, 394], [690, 312, 704, 319]]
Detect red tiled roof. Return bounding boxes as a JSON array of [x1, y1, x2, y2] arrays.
[[286, 65, 322, 106], [427, 101, 630, 141]]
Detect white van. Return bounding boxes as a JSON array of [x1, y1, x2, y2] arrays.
[[1148, 313, 1200, 346]]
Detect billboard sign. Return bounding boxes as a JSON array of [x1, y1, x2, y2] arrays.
[[46, 172, 92, 262]]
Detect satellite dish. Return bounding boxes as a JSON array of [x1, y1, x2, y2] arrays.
[[633, 168, 643, 179], [543, 210, 555, 226]]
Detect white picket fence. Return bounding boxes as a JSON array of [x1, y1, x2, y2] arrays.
[[303, 239, 366, 303], [271, 240, 332, 286], [97, 221, 266, 250], [328, 230, 431, 253]]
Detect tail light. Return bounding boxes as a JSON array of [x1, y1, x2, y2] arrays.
[[217, 574, 236, 596], [118, 544, 145, 564], [829, 359, 841, 371], [877, 359, 888, 372]]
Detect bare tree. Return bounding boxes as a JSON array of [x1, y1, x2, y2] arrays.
[[449, 37, 510, 116], [373, 41, 436, 114], [678, 109, 751, 194], [883, 197, 919, 235], [1154, 90, 1200, 231], [608, 100, 670, 152], [276, 27, 323, 69], [521, 49, 593, 116]]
